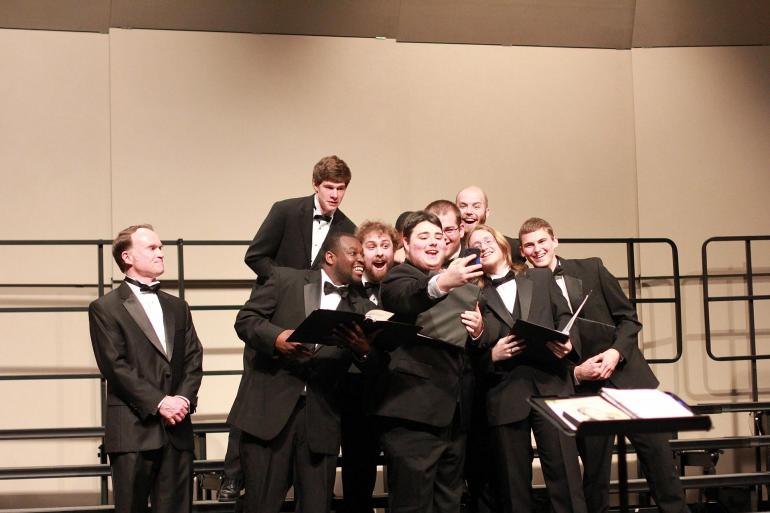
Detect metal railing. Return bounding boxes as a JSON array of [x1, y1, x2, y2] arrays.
[[702, 235, 770, 497], [559, 237, 683, 364], [2, 235, 768, 510]]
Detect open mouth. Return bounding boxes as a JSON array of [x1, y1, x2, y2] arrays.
[[353, 265, 364, 275], [371, 260, 387, 270]]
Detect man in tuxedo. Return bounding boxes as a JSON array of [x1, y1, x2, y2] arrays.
[[221, 155, 357, 499], [426, 199, 464, 264], [375, 211, 484, 513], [244, 155, 357, 278], [468, 225, 585, 513], [455, 186, 525, 264], [518, 217, 690, 513], [356, 220, 399, 306], [228, 232, 376, 513], [339, 220, 398, 513], [89, 225, 203, 513]]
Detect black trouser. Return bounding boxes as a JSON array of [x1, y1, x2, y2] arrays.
[[223, 426, 243, 480], [340, 372, 380, 513], [578, 430, 690, 513], [379, 414, 467, 513], [109, 443, 193, 513], [464, 386, 499, 513], [240, 398, 337, 513], [491, 411, 586, 513]]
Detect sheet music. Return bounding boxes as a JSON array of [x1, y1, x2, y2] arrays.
[[600, 388, 694, 419]]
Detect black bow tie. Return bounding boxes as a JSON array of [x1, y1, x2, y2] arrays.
[[124, 276, 161, 293], [324, 281, 349, 299], [314, 213, 332, 223], [363, 281, 380, 296], [553, 261, 565, 277], [489, 270, 516, 288]]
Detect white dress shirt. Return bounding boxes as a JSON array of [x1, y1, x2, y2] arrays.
[[490, 266, 517, 315], [125, 279, 167, 355], [311, 195, 334, 265]]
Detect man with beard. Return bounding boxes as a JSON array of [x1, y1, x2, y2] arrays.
[[455, 186, 525, 264], [339, 221, 399, 513], [228, 233, 375, 513], [426, 200, 464, 265], [518, 217, 689, 513]]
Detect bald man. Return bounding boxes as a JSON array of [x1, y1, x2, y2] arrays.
[[455, 185, 525, 265]]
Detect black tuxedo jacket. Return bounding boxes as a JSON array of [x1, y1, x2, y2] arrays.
[[559, 257, 658, 389], [89, 282, 203, 453], [481, 268, 579, 426], [244, 195, 356, 277], [228, 267, 371, 455], [373, 262, 474, 429]]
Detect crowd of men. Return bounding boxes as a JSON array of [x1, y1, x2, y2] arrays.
[[89, 155, 689, 513]]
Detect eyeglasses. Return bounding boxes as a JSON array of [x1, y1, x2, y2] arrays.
[[471, 238, 496, 249], [443, 226, 459, 236]]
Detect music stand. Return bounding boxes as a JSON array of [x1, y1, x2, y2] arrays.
[[529, 393, 711, 513]]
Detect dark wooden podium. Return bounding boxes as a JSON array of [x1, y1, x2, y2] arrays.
[[529, 393, 712, 513]]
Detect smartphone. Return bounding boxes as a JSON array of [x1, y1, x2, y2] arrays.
[[459, 247, 481, 266]]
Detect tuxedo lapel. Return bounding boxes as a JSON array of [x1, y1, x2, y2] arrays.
[[516, 275, 533, 321], [303, 274, 322, 316], [120, 284, 169, 360], [485, 285, 515, 329], [301, 195, 314, 267], [564, 275, 584, 313], [158, 293, 176, 360]]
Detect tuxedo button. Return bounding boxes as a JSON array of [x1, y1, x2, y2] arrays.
[[165, 372, 171, 378]]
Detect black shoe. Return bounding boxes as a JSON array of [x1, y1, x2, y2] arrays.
[[218, 477, 243, 502]]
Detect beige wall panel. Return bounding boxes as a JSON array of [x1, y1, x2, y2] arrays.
[[0, 28, 111, 299], [109, 30, 638, 255], [633, 46, 770, 416], [633, 46, 770, 273], [393, 43, 638, 239], [109, 30, 406, 250], [0, 30, 111, 240]]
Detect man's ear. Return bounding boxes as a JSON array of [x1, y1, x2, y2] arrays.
[[324, 250, 336, 267], [121, 251, 132, 268]]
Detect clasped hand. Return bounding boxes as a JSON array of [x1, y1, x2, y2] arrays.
[[574, 348, 620, 381], [159, 395, 189, 426]]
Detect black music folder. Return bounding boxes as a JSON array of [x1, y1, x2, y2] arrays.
[[510, 292, 590, 366], [287, 309, 419, 349]]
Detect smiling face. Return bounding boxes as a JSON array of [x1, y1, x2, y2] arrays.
[[519, 228, 559, 271], [122, 228, 165, 281], [403, 220, 446, 272], [435, 211, 463, 260], [456, 186, 489, 233], [313, 180, 347, 215], [468, 228, 507, 275], [361, 231, 395, 283], [325, 234, 365, 285]]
